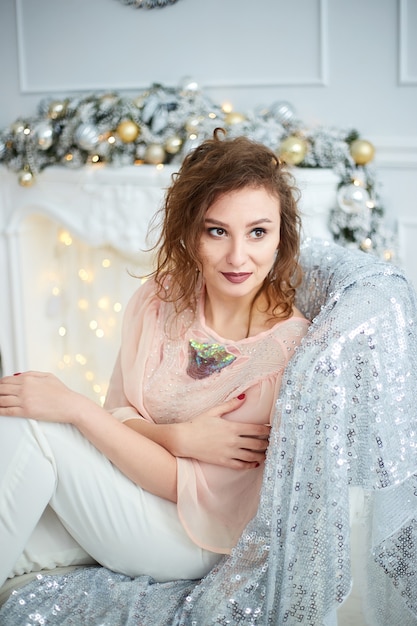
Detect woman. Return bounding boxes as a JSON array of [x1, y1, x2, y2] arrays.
[[0, 131, 309, 589]]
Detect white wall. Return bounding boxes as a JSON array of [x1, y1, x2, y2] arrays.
[[0, 0, 416, 272]]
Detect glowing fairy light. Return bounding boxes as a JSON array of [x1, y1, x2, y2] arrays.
[[97, 297, 109, 310], [78, 298, 89, 310], [113, 302, 122, 313], [78, 268, 93, 282], [58, 230, 73, 246], [101, 258, 111, 268], [58, 326, 67, 337]]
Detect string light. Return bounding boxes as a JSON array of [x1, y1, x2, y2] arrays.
[[221, 101, 233, 114], [43, 227, 153, 405], [78, 268, 93, 282], [97, 297, 110, 310], [58, 229, 73, 246]]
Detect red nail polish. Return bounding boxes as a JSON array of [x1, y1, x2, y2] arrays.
[[255, 462, 260, 468], [237, 393, 245, 400], [13, 372, 22, 376]]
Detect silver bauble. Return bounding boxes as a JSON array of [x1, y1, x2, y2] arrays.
[[337, 183, 371, 214], [179, 76, 200, 94], [164, 135, 182, 155], [270, 101, 296, 125], [35, 121, 54, 150], [75, 123, 100, 151]]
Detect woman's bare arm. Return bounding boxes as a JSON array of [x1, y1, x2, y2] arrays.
[[123, 399, 270, 470], [0, 372, 177, 502]]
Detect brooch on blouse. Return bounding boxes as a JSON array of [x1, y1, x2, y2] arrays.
[[187, 339, 237, 380]]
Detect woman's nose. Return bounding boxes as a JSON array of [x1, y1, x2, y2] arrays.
[[226, 239, 247, 267]]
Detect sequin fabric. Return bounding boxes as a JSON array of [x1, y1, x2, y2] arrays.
[[2, 238, 417, 625]]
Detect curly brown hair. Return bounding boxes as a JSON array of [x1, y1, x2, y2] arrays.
[[147, 129, 303, 321]]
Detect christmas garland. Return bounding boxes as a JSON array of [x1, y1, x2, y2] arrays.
[[0, 78, 396, 260], [116, 0, 180, 8]]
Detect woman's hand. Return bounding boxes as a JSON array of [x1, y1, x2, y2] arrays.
[[125, 396, 271, 470], [0, 371, 93, 423], [0, 372, 178, 501]]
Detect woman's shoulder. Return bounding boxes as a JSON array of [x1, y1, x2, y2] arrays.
[[290, 306, 309, 322], [126, 274, 191, 325], [266, 307, 310, 341], [125, 276, 162, 317]]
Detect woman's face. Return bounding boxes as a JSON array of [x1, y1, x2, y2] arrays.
[[198, 186, 281, 302]]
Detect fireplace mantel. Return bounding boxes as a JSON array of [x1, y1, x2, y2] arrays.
[[0, 164, 338, 391], [0, 164, 175, 253]]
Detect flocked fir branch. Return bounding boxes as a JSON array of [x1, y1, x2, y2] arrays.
[[0, 78, 397, 261], [116, 0, 180, 7]]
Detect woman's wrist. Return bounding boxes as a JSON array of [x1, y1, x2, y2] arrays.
[[123, 418, 184, 456]]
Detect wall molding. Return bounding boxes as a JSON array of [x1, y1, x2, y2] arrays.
[[16, 0, 328, 93], [373, 136, 417, 169], [399, 0, 417, 85]]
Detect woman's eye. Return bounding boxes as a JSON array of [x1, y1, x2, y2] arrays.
[[208, 227, 226, 237], [251, 228, 266, 238]]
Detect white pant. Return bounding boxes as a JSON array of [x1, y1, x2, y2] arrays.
[[0, 416, 221, 587]]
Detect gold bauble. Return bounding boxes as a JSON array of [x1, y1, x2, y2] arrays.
[[48, 100, 67, 120], [185, 116, 203, 133], [164, 135, 183, 155], [117, 120, 140, 143], [18, 169, 35, 187], [350, 139, 375, 165], [278, 135, 308, 165], [144, 143, 166, 165], [224, 111, 246, 125]]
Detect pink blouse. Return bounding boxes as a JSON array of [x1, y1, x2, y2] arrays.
[[104, 278, 310, 554]]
